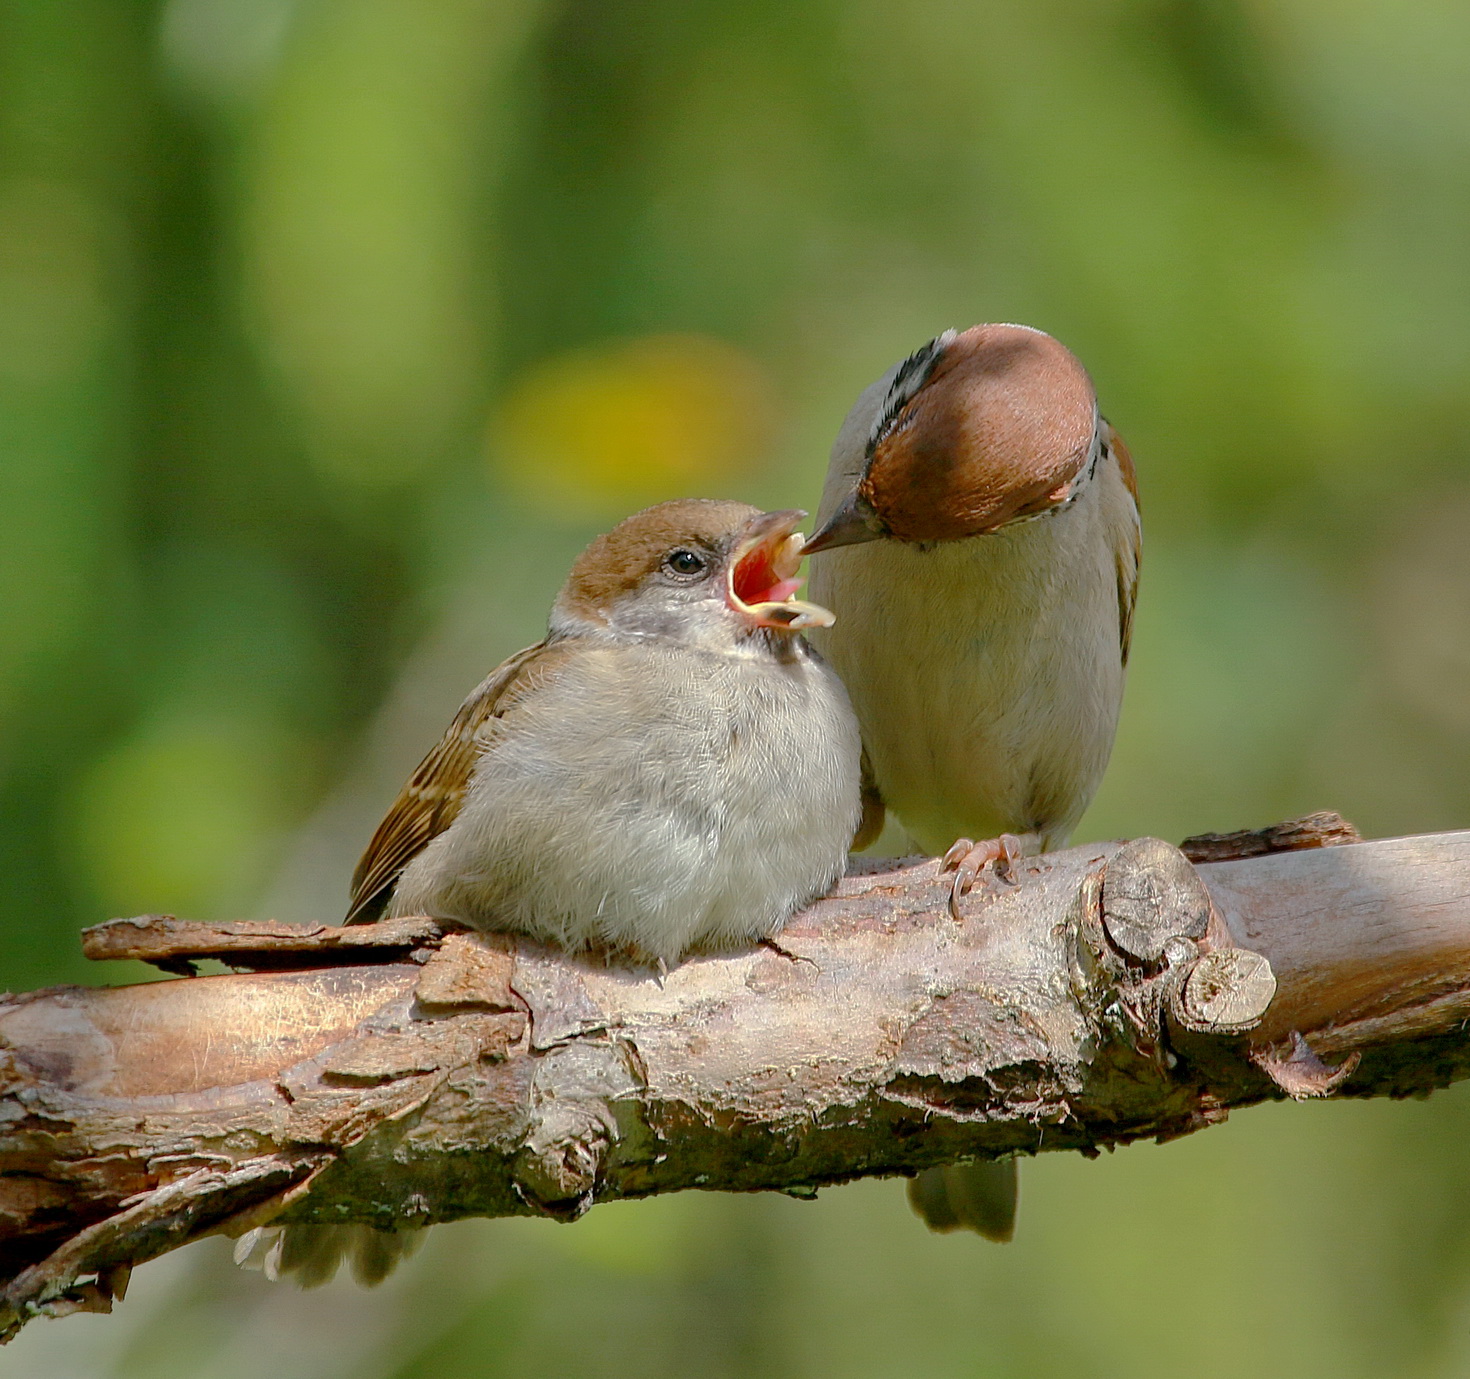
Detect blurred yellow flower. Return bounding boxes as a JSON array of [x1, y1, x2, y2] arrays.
[[493, 334, 777, 517]]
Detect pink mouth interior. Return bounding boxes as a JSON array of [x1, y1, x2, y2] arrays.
[[732, 544, 801, 607]]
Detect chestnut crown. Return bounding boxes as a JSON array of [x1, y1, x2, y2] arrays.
[[558, 498, 759, 618], [552, 499, 829, 644], [858, 324, 1098, 544]]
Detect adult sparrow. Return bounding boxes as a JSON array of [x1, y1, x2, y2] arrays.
[[803, 324, 1140, 1239]]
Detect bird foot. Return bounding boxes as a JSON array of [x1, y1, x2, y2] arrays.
[[940, 834, 1023, 921]]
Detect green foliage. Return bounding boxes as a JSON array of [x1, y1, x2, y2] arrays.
[[6, 0, 1470, 1373]]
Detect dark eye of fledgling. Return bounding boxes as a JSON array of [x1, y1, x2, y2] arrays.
[[663, 548, 707, 578]]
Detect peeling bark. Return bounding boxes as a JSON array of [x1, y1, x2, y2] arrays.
[[3, 821, 1469, 1340]]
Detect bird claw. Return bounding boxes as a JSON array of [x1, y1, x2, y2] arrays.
[[940, 834, 1023, 920]]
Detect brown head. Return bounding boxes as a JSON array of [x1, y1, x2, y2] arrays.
[[803, 325, 1100, 552], [553, 498, 833, 648]]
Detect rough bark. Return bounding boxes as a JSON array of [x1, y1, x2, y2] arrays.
[[4, 818, 1469, 1340]]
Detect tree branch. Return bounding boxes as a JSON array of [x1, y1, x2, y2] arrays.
[[4, 820, 1469, 1339]]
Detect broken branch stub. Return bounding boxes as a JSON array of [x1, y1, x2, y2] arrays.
[[1179, 811, 1362, 865], [8, 827, 1470, 1343], [1100, 837, 1213, 964], [80, 914, 453, 975], [1175, 949, 1277, 1033], [1096, 837, 1278, 1040]]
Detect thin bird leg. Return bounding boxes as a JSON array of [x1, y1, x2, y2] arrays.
[[940, 833, 1024, 921], [759, 935, 817, 967]]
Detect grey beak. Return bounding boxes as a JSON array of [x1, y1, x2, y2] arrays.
[[800, 491, 886, 555]]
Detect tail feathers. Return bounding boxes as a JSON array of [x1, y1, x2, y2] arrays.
[[907, 1159, 1019, 1242], [234, 1223, 426, 1288]]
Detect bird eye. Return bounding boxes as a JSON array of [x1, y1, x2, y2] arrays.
[[664, 548, 707, 577]]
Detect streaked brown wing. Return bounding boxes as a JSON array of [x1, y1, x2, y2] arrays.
[[1117, 529, 1141, 668], [1103, 421, 1142, 668], [345, 640, 556, 924]]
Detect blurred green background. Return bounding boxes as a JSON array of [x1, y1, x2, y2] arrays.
[[7, 0, 1470, 1375]]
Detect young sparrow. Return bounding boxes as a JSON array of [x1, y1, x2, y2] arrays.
[[239, 498, 861, 1285], [803, 324, 1141, 1239]]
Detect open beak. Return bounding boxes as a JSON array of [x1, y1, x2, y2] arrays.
[[727, 509, 835, 632], [799, 490, 886, 555]]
